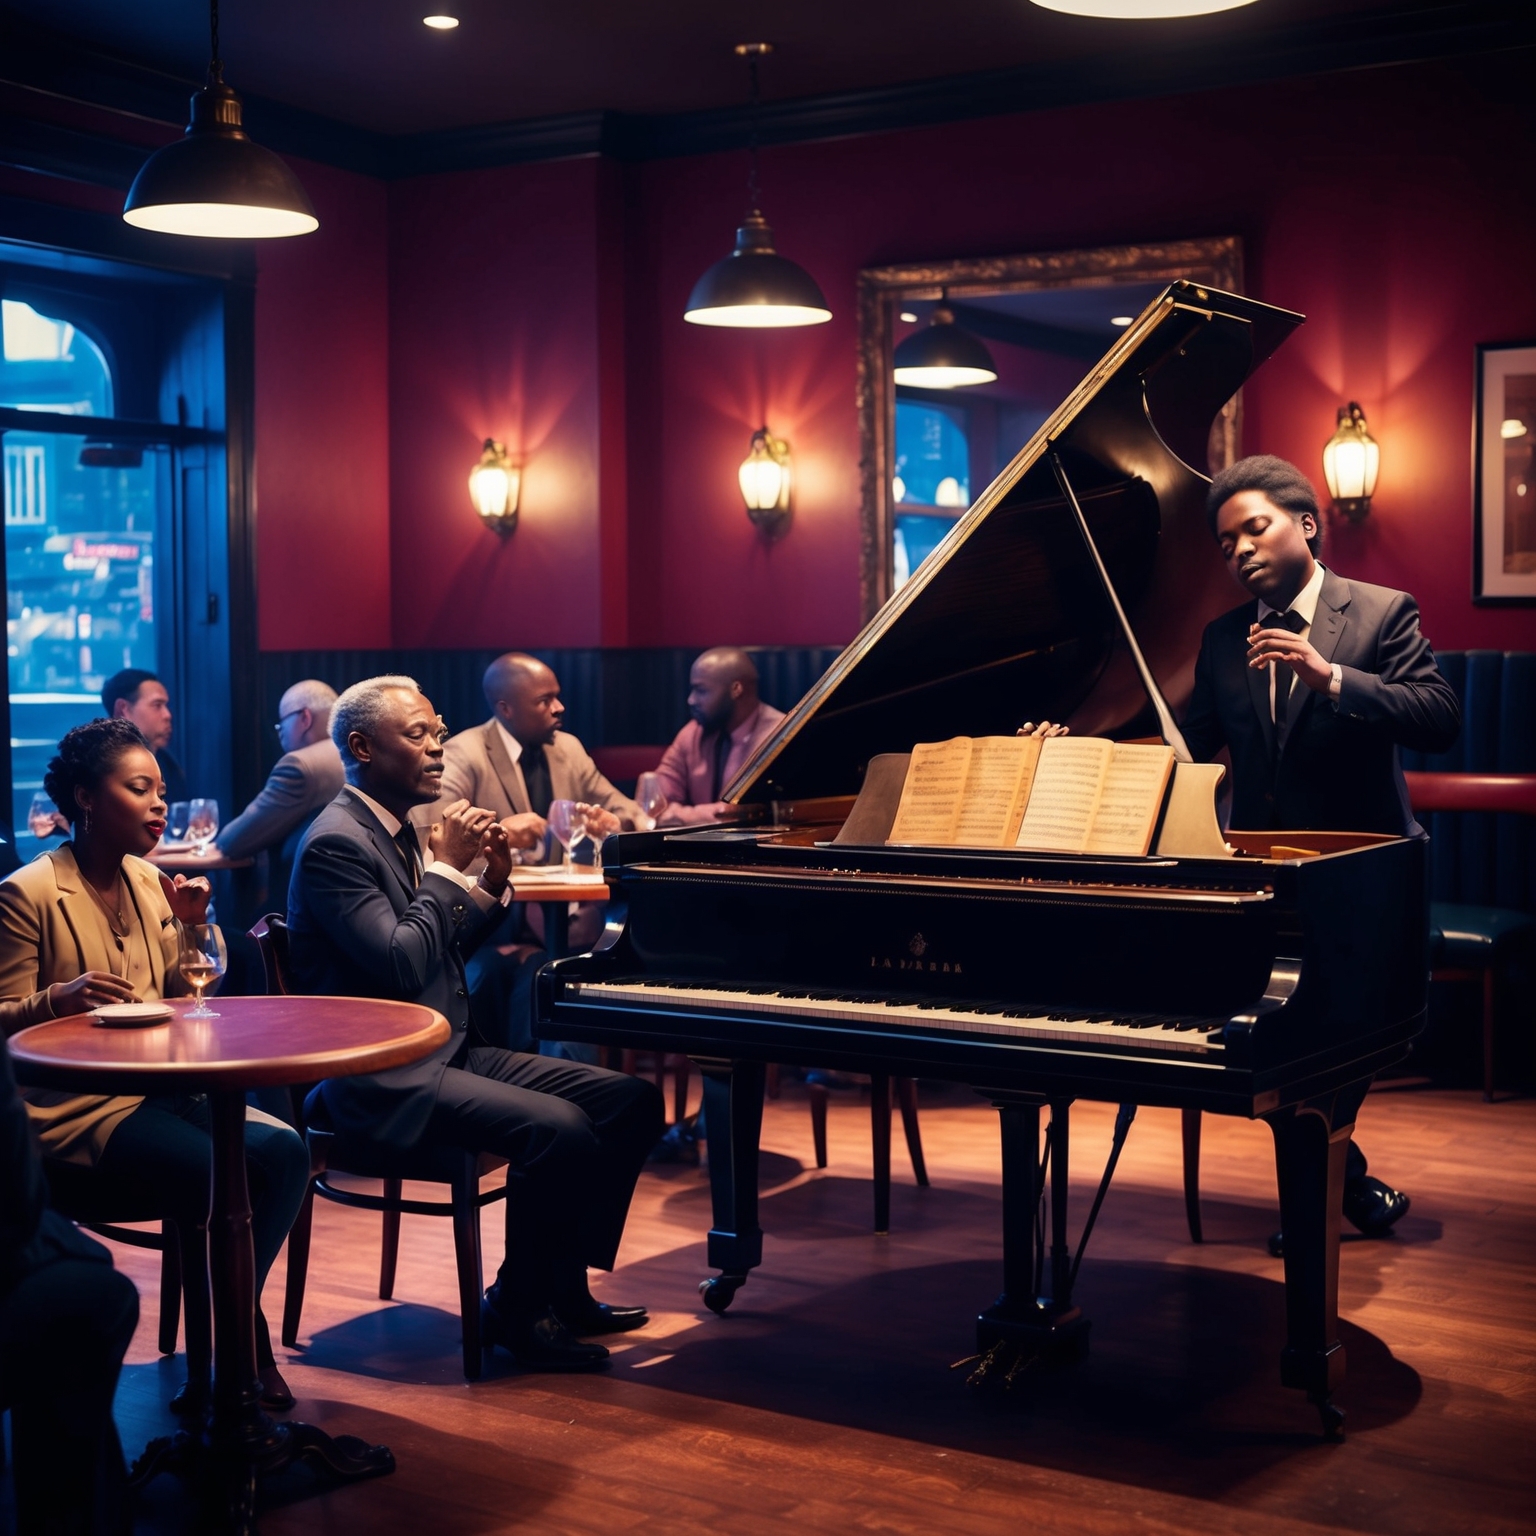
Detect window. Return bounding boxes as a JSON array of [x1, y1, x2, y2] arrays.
[[893, 399, 970, 589], [1, 249, 236, 872]]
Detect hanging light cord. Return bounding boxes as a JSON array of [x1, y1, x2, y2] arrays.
[[209, 0, 223, 82], [745, 50, 762, 218]]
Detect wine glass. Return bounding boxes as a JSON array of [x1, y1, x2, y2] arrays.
[[186, 798, 219, 856], [166, 802, 190, 843], [179, 924, 226, 1019], [581, 805, 609, 870], [547, 799, 579, 873], [635, 772, 667, 831], [27, 792, 60, 839]]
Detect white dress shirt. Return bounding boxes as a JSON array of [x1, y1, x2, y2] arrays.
[[1256, 560, 1343, 721], [348, 787, 500, 909]]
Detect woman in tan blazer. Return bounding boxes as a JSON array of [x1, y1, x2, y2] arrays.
[[0, 719, 308, 1409]]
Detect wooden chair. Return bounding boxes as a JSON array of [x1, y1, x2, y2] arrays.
[[807, 1072, 929, 1234], [1405, 771, 1536, 1102], [250, 916, 511, 1381]]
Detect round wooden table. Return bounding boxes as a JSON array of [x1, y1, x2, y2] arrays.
[[9, 995, 450, 1533], [510, 869, 609, 955], [146, 845, 255, 874]]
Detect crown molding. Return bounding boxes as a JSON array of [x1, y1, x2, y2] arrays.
[[1, 2, 1531, 187]]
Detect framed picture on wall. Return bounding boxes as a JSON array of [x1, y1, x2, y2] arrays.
[[1474, 340, 1536, 604]]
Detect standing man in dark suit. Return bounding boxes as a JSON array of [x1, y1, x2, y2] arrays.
[[1182, 455, 1461, 1240], [288, 675, 663, 1369]]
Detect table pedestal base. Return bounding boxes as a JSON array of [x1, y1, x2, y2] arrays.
[[131, 1412, 393, 1531]]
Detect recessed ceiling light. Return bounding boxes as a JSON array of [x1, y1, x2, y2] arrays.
[[899, 311, 918, 323], [423, 14, 460, 29], [1111, 315, 1134, 327], [1031, 0, 1259, 15]]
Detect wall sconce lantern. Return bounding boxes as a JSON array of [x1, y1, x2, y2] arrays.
[[1322, 401, 1380, 524], [739, 428, 792, 535], [469, 439, 520, 536]]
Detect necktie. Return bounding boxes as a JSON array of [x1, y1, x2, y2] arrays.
[[1271, 609, 1308, 750], [709, 729, 732, 802], [521, 745, 552, 819], [394, 825, 422, 888]]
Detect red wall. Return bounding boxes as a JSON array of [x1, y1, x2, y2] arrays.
[[385, 158, 606, 649], [618, 51, 1536, 654], [254, 156, 391, 649]]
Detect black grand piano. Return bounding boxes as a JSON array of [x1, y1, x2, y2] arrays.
[[537, 282, 1428, 1436]]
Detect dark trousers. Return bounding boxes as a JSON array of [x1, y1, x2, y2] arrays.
[[424, 1047, 663, 1314], [91, 1096, 309, 1367], [0, 1258, 138, 1535]]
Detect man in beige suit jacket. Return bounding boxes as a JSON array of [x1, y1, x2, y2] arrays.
[[435, 653, 642, 855], [429, 654, 641, 1055]]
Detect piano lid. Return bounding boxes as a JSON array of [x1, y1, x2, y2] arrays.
[[728, 281, 1303, 806]]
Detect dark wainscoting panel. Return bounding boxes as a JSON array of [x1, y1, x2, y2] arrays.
[[255, 645, 842, 782]]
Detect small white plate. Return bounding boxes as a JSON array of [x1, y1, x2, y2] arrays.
[[92, 1001, 174, 1028]]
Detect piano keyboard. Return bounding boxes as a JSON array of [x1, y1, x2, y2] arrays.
[[562, 979, 1229, 1057]]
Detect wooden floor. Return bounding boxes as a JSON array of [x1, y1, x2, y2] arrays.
[[57, 1082, 1536, 1533]]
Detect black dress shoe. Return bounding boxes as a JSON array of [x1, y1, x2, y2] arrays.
[[1343, 1175, 1410, 1236], [555, 1298, 649, 1336], [481, 1303, 610, 1371], [649, 1117, 701, 1166]]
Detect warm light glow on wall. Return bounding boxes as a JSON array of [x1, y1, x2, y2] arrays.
[[470, 438, 521, 536], [1322, 402, 1380, 524], [739, 428, 792, 536]]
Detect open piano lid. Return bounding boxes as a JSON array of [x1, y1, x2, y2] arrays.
[[726, 281, 1303, 809]]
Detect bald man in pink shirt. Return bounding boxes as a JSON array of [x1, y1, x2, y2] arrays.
[[652, 649, 784, 826]]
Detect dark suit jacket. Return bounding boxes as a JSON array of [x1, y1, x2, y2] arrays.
[[287, 789, 498, 1148], [1181, 568, 1461, 836]]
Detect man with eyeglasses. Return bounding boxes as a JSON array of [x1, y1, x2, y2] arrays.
[[217, 680, 345, 904], [289, 676, 661, 1370]]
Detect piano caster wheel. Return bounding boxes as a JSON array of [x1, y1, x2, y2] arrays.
[[699, 1274, 746, 1315], [1315, 1397, 1346, 1439]]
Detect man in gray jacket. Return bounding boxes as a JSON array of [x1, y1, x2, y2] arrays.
[[219, 679, 346, 899]]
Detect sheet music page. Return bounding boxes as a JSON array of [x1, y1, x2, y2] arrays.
[[1082, 743, 1176, 856], [887, 737, 973, 845], [952, 735, 1042, 846], [1014, 736, 1113, 852]]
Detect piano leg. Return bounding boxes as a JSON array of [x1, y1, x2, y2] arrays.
[[695, 1058, 766, 1315], [1264, 1079, 1370, 1439], [974, 1095, 1089, 1379]]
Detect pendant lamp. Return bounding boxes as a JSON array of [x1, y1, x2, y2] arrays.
[[123, 0, 317, 239], [1030, 0, 1259, 16], [892, 305, 998, 389], [684, 45, 830, 329]]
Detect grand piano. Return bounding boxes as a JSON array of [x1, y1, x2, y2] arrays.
[[536, 282, 1428, 1436]]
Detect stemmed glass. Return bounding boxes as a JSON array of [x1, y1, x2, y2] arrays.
[[547, 799, 580, 874], [186, 798, 219, 856], [166, 801, 191, 844], [179, 924, 227, 1019], [635, 772, 667, 831], [581, 806, 609, 871]]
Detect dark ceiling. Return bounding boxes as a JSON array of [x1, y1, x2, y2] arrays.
[[0, 0, 1499, 138]]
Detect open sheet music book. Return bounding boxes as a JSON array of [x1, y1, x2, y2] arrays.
[[886, 735, 1177, 856]]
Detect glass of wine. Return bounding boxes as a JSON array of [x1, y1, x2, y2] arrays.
[[166, 802, 191, 843], [634, 772, 667, 831], [547, 799, 580, 874], [581, 805, 609, 870], [27, 792, 60, 839], [186, 798, 219, 856], [179, 924, 226, 1019]]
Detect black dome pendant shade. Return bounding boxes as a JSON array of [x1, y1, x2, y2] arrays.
[[684, 44, 830, 329], [684, 211, 831, 328], [123, 0, 317, 240], [892, 306, 997, 389]]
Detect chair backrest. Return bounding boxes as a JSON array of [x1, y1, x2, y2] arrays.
[[248, 914, 295, 996], [1400, 651, 1536, 912]]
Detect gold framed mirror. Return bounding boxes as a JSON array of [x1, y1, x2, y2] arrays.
[[856, 237, 1244, 621]]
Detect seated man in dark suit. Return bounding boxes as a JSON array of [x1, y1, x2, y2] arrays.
[[1, 1032, 139, 1536], [102, 667, 188, 806], [288, 675, 663, 1369], [1182, 455, 1461, 1241]]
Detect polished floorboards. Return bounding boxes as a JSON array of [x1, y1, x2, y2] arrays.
[[88, 1083, 1536, 1532]]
